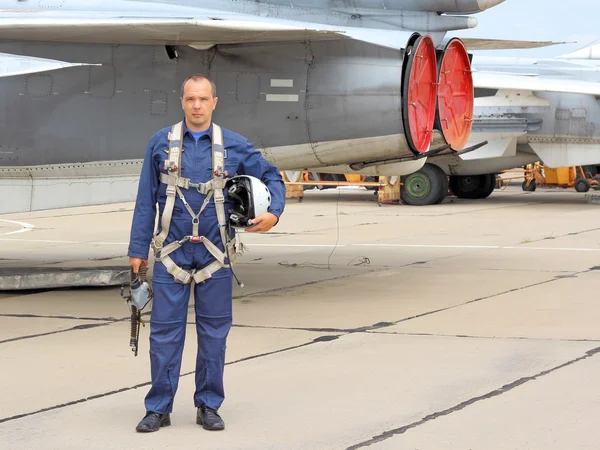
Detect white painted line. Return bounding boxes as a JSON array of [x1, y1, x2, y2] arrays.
[[2, 238, 595, 253], [353, 244, 600, 252], [354, 244, 500, 249], [246, 244, 345, 248], [266, 94, 299, 102], [0, 238, 127, 245], [0, 219, 34, 236], [0, 238, 76, 243], [270, 79, 294, 87], [505, 246, 600, 252]]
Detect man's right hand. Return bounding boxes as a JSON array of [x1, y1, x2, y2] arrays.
[[129, 257, 148, 274]]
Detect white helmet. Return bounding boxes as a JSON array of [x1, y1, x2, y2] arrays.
[[225, 175, 272, 228]]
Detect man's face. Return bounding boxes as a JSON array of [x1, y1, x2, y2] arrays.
[[181, 78, 218, 131]]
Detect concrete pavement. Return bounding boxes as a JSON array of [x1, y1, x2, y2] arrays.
[[1, 186, 599, 449]]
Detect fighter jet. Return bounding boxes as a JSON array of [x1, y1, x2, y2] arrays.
[[0, 0, 557, 213]]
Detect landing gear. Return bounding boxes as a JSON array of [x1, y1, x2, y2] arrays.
[[575, 168, 592, 192], [575, 178, 591, 193], [449, 174, 496, 199], [400, 164, 448, 206], [522, 180, 536, 192]]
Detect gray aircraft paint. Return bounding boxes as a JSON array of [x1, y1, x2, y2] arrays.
[[0, 39, 409, 168], [0, 37, 425, 213]]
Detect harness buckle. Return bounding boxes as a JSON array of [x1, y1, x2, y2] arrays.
[[214, 190, 225, 204], [176, 236, 190, 245], [166, 185, 176, 197], [179, 235, 203, 244], [151, 238, 163, 251], [164, 161, 178, 172], [186, 181, 208, 195]]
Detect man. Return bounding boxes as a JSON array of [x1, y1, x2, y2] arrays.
[[128, 74, 286, 433]]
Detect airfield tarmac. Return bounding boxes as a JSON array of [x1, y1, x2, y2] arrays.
[[1, 185, 599, 449]]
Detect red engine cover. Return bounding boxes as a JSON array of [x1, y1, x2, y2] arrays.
[[436, 38, 474, 150], [403, 34, 438, 154]]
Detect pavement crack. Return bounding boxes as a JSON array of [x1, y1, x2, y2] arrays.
[[369, 330, 600, 343], [0, 334, 341, 424], [0, 313, 119, 322], [516, 227, 600, 246], [383, 273, 583, 330], [233, 268, 385, 300], [228, 269, 590, 337], [347, 345, 600, 449], [232, 323, 348, 333], [0, 322, 113, 345], [233, 260, 439, 302]]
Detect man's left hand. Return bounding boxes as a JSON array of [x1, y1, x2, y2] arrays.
[[246, 213, 278, 232]]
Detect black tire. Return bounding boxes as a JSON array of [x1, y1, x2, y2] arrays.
[[450, 174, 495, 199], [400, 164, 448, 206], [431, 165, 449, 204], [522, 180, 537, 192], [315, 173, 344, 190], [364, 175, 379, 191], [479, 174, 496, 199], [575, 178, 591, 193]]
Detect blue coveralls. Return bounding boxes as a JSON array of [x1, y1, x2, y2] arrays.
[[128, 121, 286, 414]]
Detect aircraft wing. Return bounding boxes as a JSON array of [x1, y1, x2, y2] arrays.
[[473, 71, 600, 96], [0, 11, 563, 50], [0, 15, 344, 47], [0, 53, 99, 78]]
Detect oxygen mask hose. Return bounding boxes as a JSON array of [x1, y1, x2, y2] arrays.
[[226, 222, 244, 288], [128, 264, 149, 357], [129, 268, 140, 355]]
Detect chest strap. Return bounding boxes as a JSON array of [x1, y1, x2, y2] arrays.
[[150, 122, 243, 284], [158, 172, 212, 194]]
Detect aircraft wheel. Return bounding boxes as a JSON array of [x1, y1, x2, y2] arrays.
[[364, 176, 379, 191], [575, 178, 591, 193], [522, 180, 537, 192], [401, 164, 448, 206], [450, 174, 495, 199]]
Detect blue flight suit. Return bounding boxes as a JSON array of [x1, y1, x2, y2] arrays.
[[128, 121, 286, 414]]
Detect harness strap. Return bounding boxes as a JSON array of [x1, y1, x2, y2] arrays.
[[151, 121, 240, 284], [193, 259, 225, 284], [152, 122, 183, 250], [159, 172, 211, 194], [176, 187, 213, 237], [211, 125, 230, 250]]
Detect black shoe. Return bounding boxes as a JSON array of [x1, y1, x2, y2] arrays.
[[135, 411, 171, 432], [197, 405, 225, 431]]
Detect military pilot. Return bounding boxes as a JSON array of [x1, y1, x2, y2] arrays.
[[128, 74, 286, 432]]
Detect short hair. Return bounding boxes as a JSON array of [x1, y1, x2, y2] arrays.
[[180, 74, 217, 98]]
